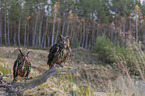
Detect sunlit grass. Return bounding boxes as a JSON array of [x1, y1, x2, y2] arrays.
[[0, 59, 12, 80], [31, 72, 95, 96]]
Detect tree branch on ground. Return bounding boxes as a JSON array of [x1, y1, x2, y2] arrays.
[[0, 67, 76, 96], [0, 68, 53, 95]]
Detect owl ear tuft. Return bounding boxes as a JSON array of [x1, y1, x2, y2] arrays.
[[27, 51, 30, 55], [59, 34, 63, 38], [19, 49, 23, 54], [66, 36, 69, 39]]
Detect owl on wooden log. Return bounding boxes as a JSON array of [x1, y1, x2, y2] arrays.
[[47, 35, 71, 69], [13, 49, 31, 82]]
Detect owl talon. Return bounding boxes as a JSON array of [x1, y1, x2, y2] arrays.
[[25, 77, 33, 80]]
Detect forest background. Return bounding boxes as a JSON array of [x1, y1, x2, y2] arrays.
[[0, 0, 145, 49]]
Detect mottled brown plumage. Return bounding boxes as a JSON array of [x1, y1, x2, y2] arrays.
[[13, 49, 31, 82], [47, 35, 71, 69]]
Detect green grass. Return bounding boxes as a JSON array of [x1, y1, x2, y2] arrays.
[[35, 72, 95, 96], [0, 64, 12, 75], [77, 84, 95, 96], [0, 59, 12, 80], [0, 58, 12, 79]]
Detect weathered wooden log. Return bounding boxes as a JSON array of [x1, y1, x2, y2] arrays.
[[0, 68, 56, 95], [0, 67, 75, 95]]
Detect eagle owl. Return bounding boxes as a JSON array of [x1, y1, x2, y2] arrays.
[[47, 35, 71, 69], [13, 49, 31, 82]]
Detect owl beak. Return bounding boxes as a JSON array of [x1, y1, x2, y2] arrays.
[[24, 55, 26, 60], [64, 44, 67, 48]]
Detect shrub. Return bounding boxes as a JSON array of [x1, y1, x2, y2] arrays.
[[93, 35, 145, 75], [93, 35, 114, 63]]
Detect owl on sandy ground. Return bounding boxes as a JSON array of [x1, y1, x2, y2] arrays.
[[47, 35, 71, 69]]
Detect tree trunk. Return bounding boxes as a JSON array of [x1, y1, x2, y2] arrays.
[[41, 27, 47, 48], [85, 32, 88, 49], [70, 22, 74, 46], [96, 26, 99, 38], [144, 26, 145, 44], [66, 21, 69, 36], [70, 20, 74, 39], [24, 23, 27, 46], [47, 23, 50, 48], [82, 22, 85, 48], [44, 36, 46, 48], [4, 9, 7, 45], [42, 18, 48, 48], [18, 18, 21, 46], [136, 13, 138, 43], [51, 10, 57, 46], [79, 35, 82, 47], [7, 19, 10, 45], [62, 20, 65, 35], [78, 25, 82, 47], [47, 36, 50, 48], [36, 34, 38, 47], [0, 8, 2, 45], [88, 40, 91, 50], [10, 26, 12, 45], [39, 13, 44, 48], [92, 22, 96, 50], [27, 21, 29, 46], [55, 21, 60, 44], [14, 24, 16, 46], [85, 24, 89, 49], [41, 35, 45, 48], [32, 16, 38, 47]]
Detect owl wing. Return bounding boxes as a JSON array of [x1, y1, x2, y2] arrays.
[[66, 45, 71, 52], [13, 60, 19, 80], [25, 61, 31, 78], [47, 44, 60, 65]]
